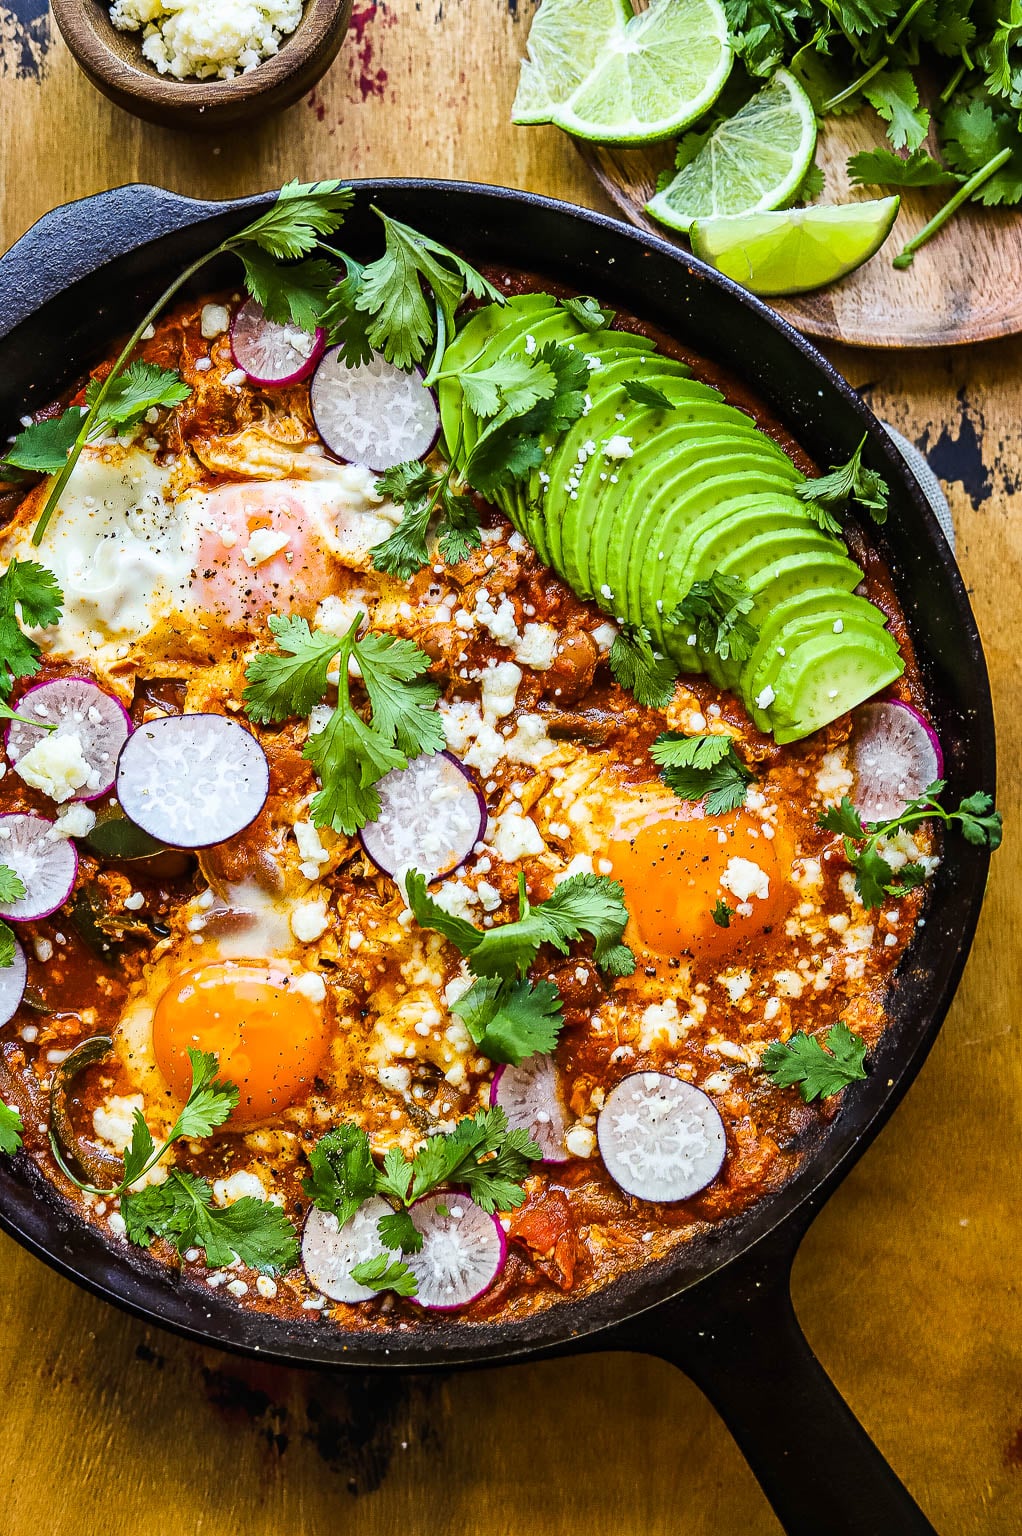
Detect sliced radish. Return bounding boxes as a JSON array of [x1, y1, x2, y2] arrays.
[[302, 1197, 394, 1303], [407, 1192, 506, 1310], [849, 700, 944, 823], [0, 814, 78, 921], [358, 750, 485, 883], [491, 1055, 569, 1164], [115, 714, 269, 850], [6, 678, 131, 802], [0, 940, 26, 1024], [597, 1072, 726, 1203], [310, 348, 440, 471], [230, 298, 325, 386]]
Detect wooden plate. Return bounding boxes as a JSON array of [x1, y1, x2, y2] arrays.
[[576, 109, 1022, 349]]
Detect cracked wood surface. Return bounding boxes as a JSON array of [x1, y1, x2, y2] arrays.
[[0, 3, 1019, 1534]]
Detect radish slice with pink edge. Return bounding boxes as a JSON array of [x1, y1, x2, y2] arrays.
[[301, 1197, 394, 1303], [115, 714, 269, 850], [597, 1072, 726, 1203], [358, 750, 485, 883], [491, 1055, 570, 1164], [6, 678, 131, 803], [0, 814, 78, 922], [849, 700, 944, 823], [407, 1192, 506, 1310], [310, 347, 440, 471], [0, 940, 26, 1025], [230, 298, 325, 386]]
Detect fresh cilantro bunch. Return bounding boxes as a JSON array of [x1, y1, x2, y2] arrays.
[[667, 572, 759, 665], [303, 1107, 542, 1296], [448, 342, 590, 500], [795, 434, 889, 532], [405, 868, 634, 1066], [123, 1172, 300, 1274], [608, 625, 679, 709], [819, 780, 1001, 908], [0, 559, 63, 701], [651, 732, 754, 815], [761, 1021, 868, 1100], [370, 450, 482, 580], [244, 612, 443, 837]]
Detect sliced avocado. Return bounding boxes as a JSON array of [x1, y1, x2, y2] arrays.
[[767, 622, 905, 744], [439, 296, 557, 456], [744, 604, 878, 728], [740, 586, 887, 720]]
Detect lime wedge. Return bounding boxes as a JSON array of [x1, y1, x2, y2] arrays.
[[533, 0, 732, 146], [645, 70, 817, 234], [689, 197, 902, 296], [512, 0, 632, 126]]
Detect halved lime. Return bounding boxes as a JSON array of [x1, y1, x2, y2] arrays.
[[646, 70, 817, 234], [512, 0, 632, 126], [537, 0, 733, 146], [689, 197, 902, 296]]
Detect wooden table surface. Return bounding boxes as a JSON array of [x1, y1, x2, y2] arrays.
[[0, 5, 1019, 1533]]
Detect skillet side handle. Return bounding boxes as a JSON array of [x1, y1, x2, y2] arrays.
[[626, 1246, 939, 1536]]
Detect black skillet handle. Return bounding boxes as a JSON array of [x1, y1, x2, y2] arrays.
[[601, 1219, 940, 1536]]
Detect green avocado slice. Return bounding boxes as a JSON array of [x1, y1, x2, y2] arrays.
[[767, 622, 905, 744], [741, 586, 888, 726]]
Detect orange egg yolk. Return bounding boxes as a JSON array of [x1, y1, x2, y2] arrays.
[[152, 962, 330, 1127], [608, 808, 793, 963]]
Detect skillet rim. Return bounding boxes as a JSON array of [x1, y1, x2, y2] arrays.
[[0, 179, 996, 1369]]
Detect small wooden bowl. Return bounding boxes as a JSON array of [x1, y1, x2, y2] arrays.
[[51, 0, 353, 130]]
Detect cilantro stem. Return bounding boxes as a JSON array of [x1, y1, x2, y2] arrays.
[[887, 0, 928, 46], [821, 54, 889, 113], [939, 61, 967, 103], [892, 147, 1012, 268]]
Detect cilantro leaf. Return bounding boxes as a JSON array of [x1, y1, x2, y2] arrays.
[[350, 1252, 419, 1295], [666, 572, 759, 664], [651, 731, 754, 815], [406, 1106, 540, 1212], [237, 247, 338, 333], [608, 625, 678, 709], [243, 614, 346, 724], [864, 69, 930, 151], [3, 411, 86, 473], [452, 975, 564, 1065], [818, 795, 868, 840], [0, 865, 26, 904], [170, 1049, 238, 1139], [119, 1112, 157, 1189], [0, 920, 17, 971], [0, 559, 64, 699], [319, 254, 376, 366], [457, 355, 557, 420], [711, 898, 734, 928], [371, 453, 482, 579], [623, 380, 674, 410], [377, 1206, 422, 1254], [941, 93, 1022, 205], [86, 360, 190, 429], [0, 1101, 23, 1155], [795, 435, 889, 526], [306, 705, 404, 834], [761, 1021, 868, 1100], [463, 341, 589, 498], [233, 179, 354, 261], [370, 495, 434, 579], [956, 790, 1003, 848], [302, 1123, 378, 1227], [121, 1170, 300, 1273], [561, 295, 615, 332], [848, 146, 959, 188]]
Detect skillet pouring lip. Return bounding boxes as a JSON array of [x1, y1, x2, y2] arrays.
[[0, 179, 996, 1369]]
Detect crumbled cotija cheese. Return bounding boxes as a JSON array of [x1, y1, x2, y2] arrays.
[[15, 731, 92, 803], [109, 0, 303, 82]]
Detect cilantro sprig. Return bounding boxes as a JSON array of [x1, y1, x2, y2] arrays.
[[651, 732, 754, 816], [761, 1021, 868, 1101], [819, 780, 1001, 908], [0, 863, 26, 978], [0, 1101, 24, 1155], [0, 558, 63, 698], [795, 434, 890, 532], [370, 443, 482, 580], [304, 1107, 542, 1297], [667, 572, 759, 665], [243, 612, 443, 836], [122, 1171, 300, 1275], [608, 625, 678, 709]]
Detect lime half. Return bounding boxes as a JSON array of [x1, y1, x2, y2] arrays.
[[646, 70, 817, 234], [689, 197, 902, 296], [543, 0, 733, 145], [512, 0, 632, 126]]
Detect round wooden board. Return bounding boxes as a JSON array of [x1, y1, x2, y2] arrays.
[[576, 109, 1022, 349]]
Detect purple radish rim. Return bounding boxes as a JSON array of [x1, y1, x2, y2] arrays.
[[309, 347, 441, 473], [5, 678, 133, 803], [0, 814, 79, 922], [490, 1058, 571, 1165], [114, 713, 270, 851], [229, 298, 326, 387], [851, 698, 944, 822], [407, 1190, 507, 1311], [0, 940, 27, 1026], [357, 750, 487, 883]]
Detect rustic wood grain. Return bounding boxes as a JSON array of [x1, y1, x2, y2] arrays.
[[0, 5, 1020, 1534], [577, 111, 1022, 348]]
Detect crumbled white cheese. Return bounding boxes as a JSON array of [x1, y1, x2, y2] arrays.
[[480, 660, 522, 723], [432, 880, 480, 923], [591, 621, 618, 654], [514, 622, 558, 670], [294, 819, 329, 871], [110, 0, 304, 82], [15, 732, 91, 803], [242, 528, 290, 567], [213, 1169, 266, 1207], [815, 750, 854, 803], [198, 302, 230, 338], [52, 802, 97, 840], [123, 891, 145, 911], [474, 588, 520, 648], [93, 1095, 145, 1152], [314, 592, 366, 637], [378, 1064, 411, 1094], [290, 897, 330, 943], [553, 852, 595, 884], [720, 857, 770, 903], [637, 998, 690, 1051], [719, 969, 752, 1003], [603, 435, 633, 460], [755, 685, 776, 710], [292, 970, 327, 1004], [504, 713, 552, 767], [565, 1125, 596, 1158], [491, 809, 545, 862], [441, 700, 507, 777]]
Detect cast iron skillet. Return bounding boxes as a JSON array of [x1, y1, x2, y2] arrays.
[[0, 181, 995, 1536]]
